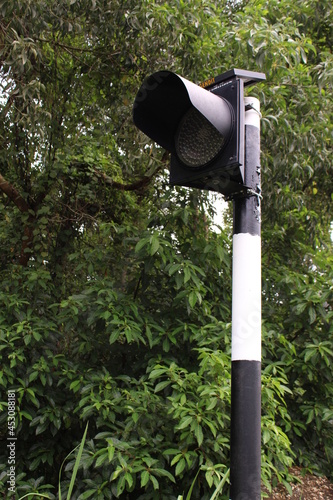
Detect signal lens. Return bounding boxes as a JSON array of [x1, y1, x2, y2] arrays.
[[175, 107, 225, 168]]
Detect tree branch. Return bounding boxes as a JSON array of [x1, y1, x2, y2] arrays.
[[95, 169, 155, 191], [0, 173, 31, 213], [0, 173, 35, 266], [93, 151, 169, 192]]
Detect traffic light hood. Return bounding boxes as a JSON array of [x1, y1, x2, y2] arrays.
[[133, 70, 232, 154]]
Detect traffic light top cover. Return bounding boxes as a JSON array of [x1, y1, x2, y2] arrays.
[[199, 69, 266, 90]]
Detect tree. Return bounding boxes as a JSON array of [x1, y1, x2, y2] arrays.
[[0, 0, 332, 498]]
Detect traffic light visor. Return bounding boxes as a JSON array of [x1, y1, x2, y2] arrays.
[[133, 71, 233, 159]]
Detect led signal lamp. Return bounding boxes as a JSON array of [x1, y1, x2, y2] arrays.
[[133, 68, 265, 198]]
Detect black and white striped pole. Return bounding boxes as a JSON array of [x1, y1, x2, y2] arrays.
[[230, 97, 262, 499], [132, 69, 265, 500]]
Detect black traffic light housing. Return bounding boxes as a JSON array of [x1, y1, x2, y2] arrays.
[[133, 69, 266, 198]]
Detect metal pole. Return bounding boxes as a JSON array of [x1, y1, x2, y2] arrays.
[[230, 97, 262, 499]]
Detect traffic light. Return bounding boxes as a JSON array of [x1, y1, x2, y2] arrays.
[[133, 69, 265, 198]]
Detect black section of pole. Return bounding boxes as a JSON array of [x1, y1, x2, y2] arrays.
[[230, 361, 261, 499], [233, 124, 260, 237], [230, 99, 262, 500]]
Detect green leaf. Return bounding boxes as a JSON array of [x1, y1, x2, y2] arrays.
[[177, 416, 193, 430], [194, 423, 203, 446], [70, 380, 81, 392], [306, 409, 314, 424], [95, 453, 108, 467], [263, 429, 271, 444], [77, 489, 96, 499], [308, 306, 316, 324], [135, 238, 148, 253], [175, 458, 186, 476], [188, 291, 197, 308], [19, 410, 33, 421], [108, 445, 115, 462], [168, 263, 181, 276], [29, 371, 38, 382], [150, 474, 159, 490], [171, 453, 183, 466], [141, 470, 150, 488], [149, 368, 168, 379], [154, 380, 171, 392], [150, 235, 160, 255], [125, 472, 133, 488], [184, 267, 191, 284], [109, 330, 120, 344], [304, 348, 316, 363]]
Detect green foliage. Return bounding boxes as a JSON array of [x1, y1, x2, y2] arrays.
[[0, 0, 332, 498]]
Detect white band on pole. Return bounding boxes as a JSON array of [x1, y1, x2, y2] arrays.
[[244, 96, 261, 128], [232, 233, 261, 361]]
